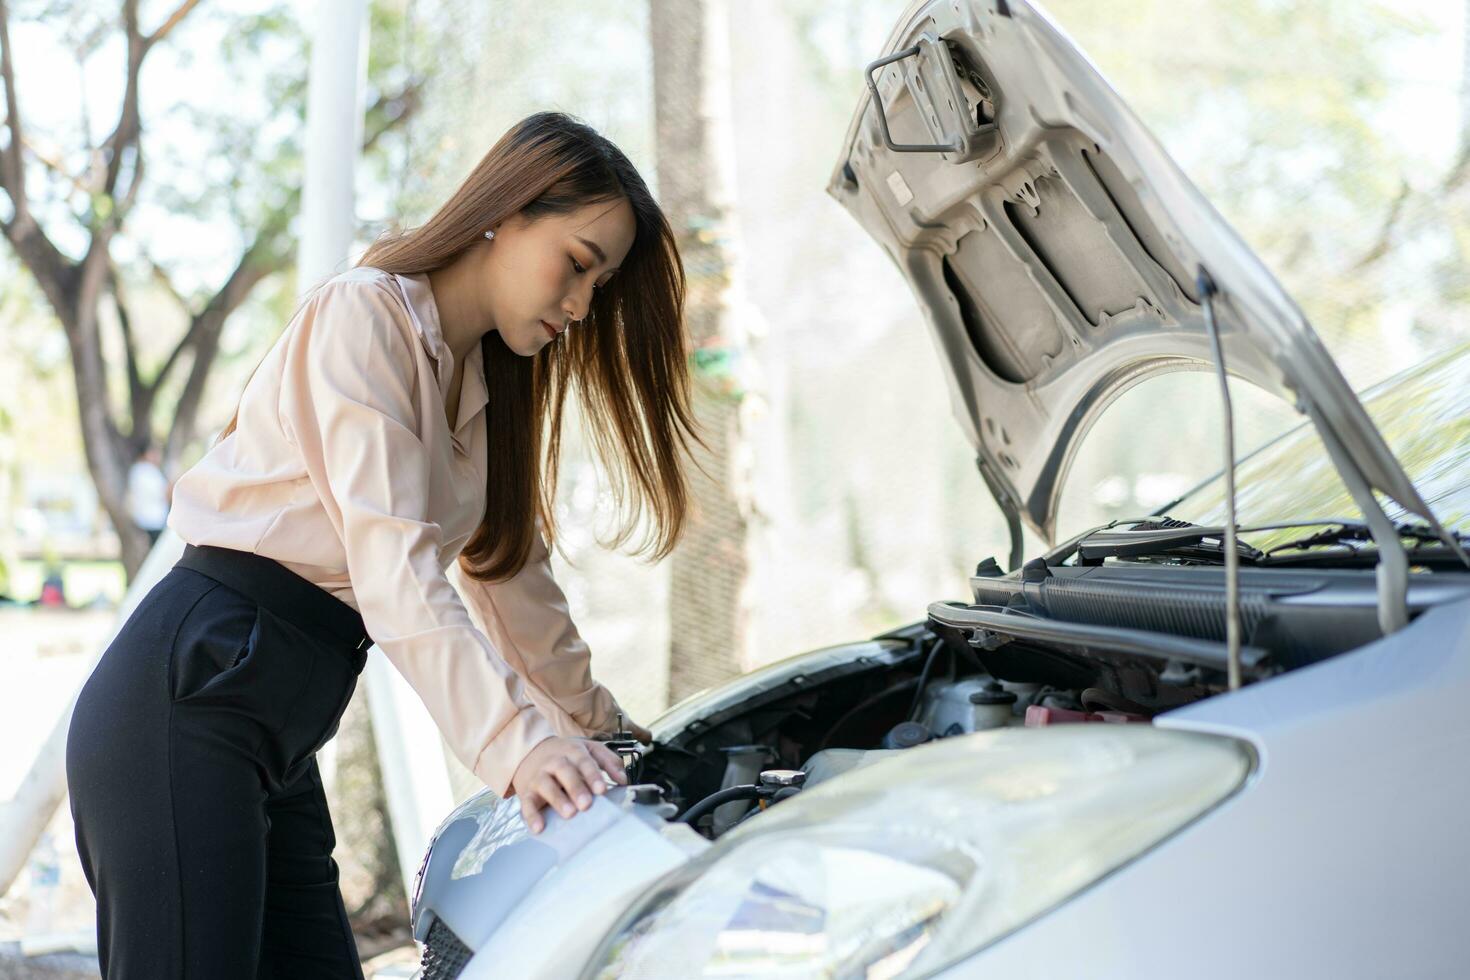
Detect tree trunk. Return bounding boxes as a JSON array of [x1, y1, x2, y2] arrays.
[[650, 0, 753, 702], [57, 269, 156, 578], [0, 2, 419, 584]]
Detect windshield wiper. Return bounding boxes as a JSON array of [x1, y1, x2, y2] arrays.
[[1264, 520, 1469, 557], [1073, 517, 1367, 565], [1071, 517, 1470, 567], [1075, 520, 1263, 564]]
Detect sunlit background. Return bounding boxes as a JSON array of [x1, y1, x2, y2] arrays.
[[1, 0, 1466, 970]]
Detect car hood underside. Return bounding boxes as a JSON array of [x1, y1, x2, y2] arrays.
[[826, 0, 1442, 546]]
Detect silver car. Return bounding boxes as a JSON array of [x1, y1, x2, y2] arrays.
[[409, 1, 1470, 977]]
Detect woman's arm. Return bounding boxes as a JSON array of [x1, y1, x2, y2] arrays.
[[450, 528, 628, 739]]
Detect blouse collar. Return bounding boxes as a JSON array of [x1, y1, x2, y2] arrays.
[[394, 272, 489, 447]]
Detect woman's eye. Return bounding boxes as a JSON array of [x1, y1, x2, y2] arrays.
[[570, 257, 586, 275]]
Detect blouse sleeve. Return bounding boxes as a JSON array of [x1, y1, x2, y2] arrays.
[[275, 277, 557, 797], [450, 527, 624, 737]]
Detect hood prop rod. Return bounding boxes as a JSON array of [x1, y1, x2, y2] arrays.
[[1196, 268, 1243, 691], [1312, 416, 1411, 636]]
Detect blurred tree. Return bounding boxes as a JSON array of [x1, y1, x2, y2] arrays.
[[0, 0, 423, 579], [0, 402, 13, 595], [1041, 0, 1458, 367], [1339, 0, 1470, 352], [651, 0, 753, 700], [1037, 0, 1470, 527]]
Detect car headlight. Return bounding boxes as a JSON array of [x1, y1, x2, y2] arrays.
[[582, 725, 1253, 978]]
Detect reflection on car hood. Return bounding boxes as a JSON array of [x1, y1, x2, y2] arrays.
[[827, 0, 1438, 545]]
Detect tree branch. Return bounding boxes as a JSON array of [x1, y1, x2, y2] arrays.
[[0, 0, 28, 223], [75, 236, 117, 387], [20, 136, 89, 195], [141, 248, 195, 315], [152, 299, 211, 395], [75, 44, 94, 149], [1440, 143, 1470, 197], [1349, 179, 1411, 274], [144, 0, 201, 53], [98, 0, 144, 200], [113, 143, 145, 220], [0, 213, 78, 324], [157, 76, 422, 460], [162, 199, 296, 462], [362, 80, 425, 155], [0, 3, 78, 321], [88, 0, 199, 226], [109, 264, 150, 443], [150, 202, 292, 408]]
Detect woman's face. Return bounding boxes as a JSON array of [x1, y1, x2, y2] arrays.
[[480, 197, 637, 356]]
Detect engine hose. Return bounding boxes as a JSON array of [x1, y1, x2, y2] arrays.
[[678, 784, 763, 826], [728, 785, 804, 832], [815, 676, 920, 753], [907, 638, 949, 722]]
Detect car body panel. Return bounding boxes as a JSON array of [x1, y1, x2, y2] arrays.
[[927, 595, 1470, 977], [459, 802, 704, 978], [650, 637, 916, 743], [412, 785, 708, 977], [826, 0, 1439, 543], [418, 594, 1470, 978]]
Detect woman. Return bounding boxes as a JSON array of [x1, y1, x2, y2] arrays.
[[65, 112, 698, 979]]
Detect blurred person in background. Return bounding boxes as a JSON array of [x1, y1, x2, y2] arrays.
[[37, 558, 67, 608], [64, 112, 697, 979], [125, 446, 171, 548]]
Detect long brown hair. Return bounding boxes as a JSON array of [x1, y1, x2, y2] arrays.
[[220, 112, 698, 580], [364, 112, 699, 580]]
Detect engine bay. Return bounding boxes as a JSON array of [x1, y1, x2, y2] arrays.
[[630, 618, 1221, 840], [621, 547, 1470, 841]]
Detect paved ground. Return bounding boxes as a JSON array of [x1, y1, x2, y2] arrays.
[[0, 944, 420, 978], [0, 946, 99, 980], [0, 608, 112, 954]]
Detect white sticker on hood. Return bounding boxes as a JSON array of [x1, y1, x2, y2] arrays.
[[887, 170, 914, 206]]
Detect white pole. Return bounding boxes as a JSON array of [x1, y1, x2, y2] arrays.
[[299, 0, 456, 901], [299, 0, 369, 796], [299, 0, 370, 290], [362, 655, 456, 902]]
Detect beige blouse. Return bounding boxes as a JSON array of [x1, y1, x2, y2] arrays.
[[168, 266, 621, 797]]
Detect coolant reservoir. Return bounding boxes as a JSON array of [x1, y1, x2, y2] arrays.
[[918, 678, 1019, 735], [713, 744, 775, 834], [801, 748, 904, 788]]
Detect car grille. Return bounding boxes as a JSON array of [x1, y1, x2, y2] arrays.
[[419, 917, 473, 980]]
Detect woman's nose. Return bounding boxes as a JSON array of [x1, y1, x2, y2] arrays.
[[563, 284, 593, 323]]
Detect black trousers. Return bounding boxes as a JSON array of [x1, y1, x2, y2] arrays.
[[67, 545, 373, 979]]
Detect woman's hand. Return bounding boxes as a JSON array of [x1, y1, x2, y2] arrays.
[[511, 736, 628, 834], [627, 719, 653, 743]]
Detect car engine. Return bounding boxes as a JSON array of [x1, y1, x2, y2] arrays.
[[634, 625, 1168, 840]]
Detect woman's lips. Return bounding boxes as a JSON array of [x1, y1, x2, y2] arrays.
[[541, 320, 561, 340]]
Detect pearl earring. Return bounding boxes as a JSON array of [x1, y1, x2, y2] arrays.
[[483, 229, 495, 240]]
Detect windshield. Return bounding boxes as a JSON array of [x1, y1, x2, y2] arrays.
[[1167, 343, 1470, 552]]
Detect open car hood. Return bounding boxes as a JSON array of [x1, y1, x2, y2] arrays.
[[827, 0, 1442, 548]]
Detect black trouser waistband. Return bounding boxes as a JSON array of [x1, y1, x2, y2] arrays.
[[176, 544, 372, 654]]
